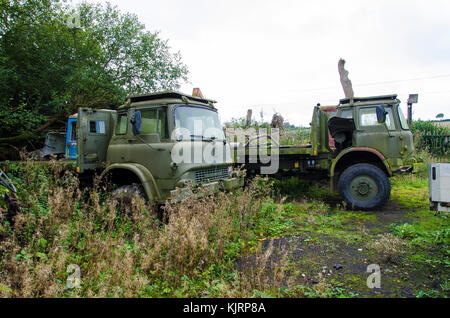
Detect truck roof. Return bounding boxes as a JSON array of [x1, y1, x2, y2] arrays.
[[339, 94, 399, 106], [119, 91, 217, 109]]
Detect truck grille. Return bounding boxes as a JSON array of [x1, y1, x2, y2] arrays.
[[195, 166, 229, 184]]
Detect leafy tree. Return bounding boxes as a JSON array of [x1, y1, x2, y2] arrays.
[[0, 0, 188, 152], [79, 2, 188, 94]]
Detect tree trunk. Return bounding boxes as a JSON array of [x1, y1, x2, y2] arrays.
[[338, 59, 354, 99], [246, 109, 252, 128]]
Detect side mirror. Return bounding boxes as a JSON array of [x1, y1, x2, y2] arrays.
[[376, 105, 387, 124], [130, 111, 142, 135]]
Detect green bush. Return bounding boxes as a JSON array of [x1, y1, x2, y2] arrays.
[[272, 177, 312, 196], [391, 222, 450, 246], [411, 120, 449, 157]]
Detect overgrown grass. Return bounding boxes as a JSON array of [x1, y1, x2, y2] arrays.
[[0, 160, 312, 298], [1, 157, 449, 298]]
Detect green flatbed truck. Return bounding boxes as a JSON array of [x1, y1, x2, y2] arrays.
[[236, 94, 416, 210]]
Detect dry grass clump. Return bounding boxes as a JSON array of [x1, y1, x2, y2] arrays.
[[369, 233, 408, 264], [231, 240, 292, 297], [0, 160, 157, 297], [311, 273, 332, 297]]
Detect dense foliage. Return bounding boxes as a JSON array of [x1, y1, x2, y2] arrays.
[[411, 120, 450, 157], [0, 0, 188, 150]]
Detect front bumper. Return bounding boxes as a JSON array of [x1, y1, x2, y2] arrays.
[[169, 177, 244, 203]]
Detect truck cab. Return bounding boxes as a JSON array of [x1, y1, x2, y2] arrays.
[[76, 91, 243, 205], [327, 94, 415, 209], [329, 94, 415, 174]]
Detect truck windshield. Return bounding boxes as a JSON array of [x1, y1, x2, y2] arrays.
[[174, 106, 225, 141]]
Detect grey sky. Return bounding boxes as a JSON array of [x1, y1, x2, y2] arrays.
[[76, 0, 450, 126]]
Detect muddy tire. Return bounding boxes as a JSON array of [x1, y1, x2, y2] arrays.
[[111, 184, 146, 213], [338, 163, 391, 210]]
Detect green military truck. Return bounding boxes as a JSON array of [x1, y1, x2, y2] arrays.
[[238, 94, 416, 210], [76, 91, 243, 205]]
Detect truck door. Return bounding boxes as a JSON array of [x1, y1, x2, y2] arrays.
[[355, 105, 401, 158], [311, 107, 331, 156], [77, 108, 116, 173], [65, 117, 78, 160]]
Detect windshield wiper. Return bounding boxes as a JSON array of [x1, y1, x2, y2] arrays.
[[189, 134, 215, 142], [185, 135, 226, 144]]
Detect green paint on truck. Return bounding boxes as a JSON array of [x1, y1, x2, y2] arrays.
[[239, 94, 416, 210], [76, 91, 244, 205]]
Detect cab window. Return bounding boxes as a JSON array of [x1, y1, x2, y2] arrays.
[[89, 120, 106, 134], [340, 109, 353, 119], [359, 107, 395, 130], [140, 108, 168, 139], [70, 121, 77, 141], [115, 113, 128, 135]]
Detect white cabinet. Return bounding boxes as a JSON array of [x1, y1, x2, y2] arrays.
[[429, 163, 450, 212]]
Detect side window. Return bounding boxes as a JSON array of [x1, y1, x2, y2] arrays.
[[89, 120, 106, 134], [70, 121, 77, 141], [359, 107, 395, 130], [140, 108, 168, 139], [141, 109, 158, 134], [385, 108, 395, 130], [360, 108, 378, 126], [327, 111, 337, 118], [115, 113, 128, 135], [340, 109, 353, 119]]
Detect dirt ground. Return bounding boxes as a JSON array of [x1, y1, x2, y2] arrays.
[[258, 193, 449, 298]]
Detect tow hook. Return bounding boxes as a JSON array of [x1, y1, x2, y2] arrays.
[[393, 165, 413, 175]]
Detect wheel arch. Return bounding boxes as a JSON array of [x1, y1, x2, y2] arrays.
[[100, 163, 161, 204], [330, 147, 392, 191]]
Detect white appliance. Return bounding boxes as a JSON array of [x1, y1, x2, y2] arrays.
[[429, 163, 450, 212]]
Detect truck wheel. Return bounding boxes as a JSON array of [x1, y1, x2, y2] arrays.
[[338, 164, 391, 210], [111, 184, 146, 213]]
